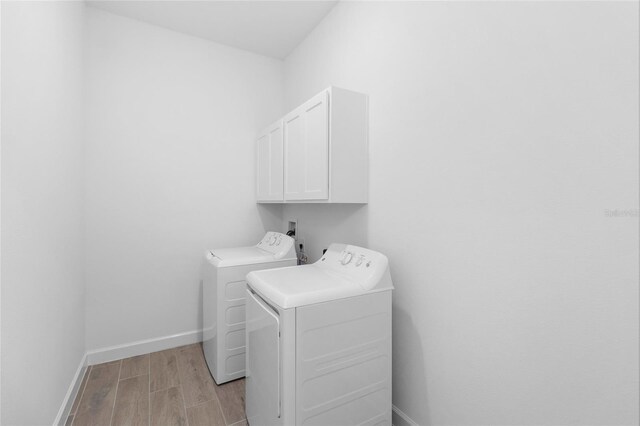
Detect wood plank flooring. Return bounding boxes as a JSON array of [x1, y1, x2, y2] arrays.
[[68, 344, 246, 426]]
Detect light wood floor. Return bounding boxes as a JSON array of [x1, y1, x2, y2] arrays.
[[68, 343, 247, 426]]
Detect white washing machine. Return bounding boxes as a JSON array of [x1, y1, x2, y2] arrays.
[[245, 243, 394, 426], [202, 231, 296, 385]]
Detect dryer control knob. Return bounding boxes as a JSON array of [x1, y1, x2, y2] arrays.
[[341, 252, 354, 265]]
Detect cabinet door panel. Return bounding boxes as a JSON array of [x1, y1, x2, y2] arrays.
[[304, 98, 329, 198], [284, 113, 304, 198], [284, 91, 329, 201], [256, 121, 283, 201]]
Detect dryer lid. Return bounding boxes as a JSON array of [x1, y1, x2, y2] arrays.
[[247, 243, 393, 309]]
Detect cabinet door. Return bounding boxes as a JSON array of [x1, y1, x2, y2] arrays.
[[256, 121, 284, 201], [284, 91, 329, 201]]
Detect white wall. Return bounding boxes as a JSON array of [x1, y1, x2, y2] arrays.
[[84, 8, 283, 354], [1, 2, 86, 424], [283, 2, 639, 425]]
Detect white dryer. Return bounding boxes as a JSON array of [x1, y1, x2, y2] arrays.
[[202, 231, 296, 385], [245, 243, 394, 426]]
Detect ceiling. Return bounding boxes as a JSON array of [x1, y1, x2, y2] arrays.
[[87, 0, 338, 59]]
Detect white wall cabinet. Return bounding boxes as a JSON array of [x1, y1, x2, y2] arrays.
[[256, 86, 368, 203], [256, 120, 284, 202], [283, 90, 330, 201]]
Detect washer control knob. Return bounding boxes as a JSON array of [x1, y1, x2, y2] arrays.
[[355, 255, 365, 267], [341, 252, 354, 265], [269, 235, 277, 245]]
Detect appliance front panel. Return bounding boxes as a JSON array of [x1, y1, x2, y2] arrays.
[[295, 291, 392, 425], [202, 259, 219, 379], [246, 289, 281, 425], [203, 257, 295, 385]]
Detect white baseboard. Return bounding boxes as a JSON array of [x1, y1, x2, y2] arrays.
[[392, 405, 418, 426], [54, 353, 88, 426], [86, 329, 202, 365], [55, 330, 202, 424]]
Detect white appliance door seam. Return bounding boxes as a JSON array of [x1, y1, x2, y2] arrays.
[[248, 289, 281, 418]]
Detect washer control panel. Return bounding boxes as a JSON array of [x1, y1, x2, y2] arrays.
[[256, 232, 295, 258], [318, 243, 389, 290], [338, 250, 373, 268]]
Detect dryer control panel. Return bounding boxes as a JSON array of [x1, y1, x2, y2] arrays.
[[317, 243, 391, 291], [256, 232, 295, 259]]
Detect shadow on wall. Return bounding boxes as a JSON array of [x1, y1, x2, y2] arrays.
[[393, 306, 430, 425], [257, 203, 285, 233], [282, 203, 369, 262]]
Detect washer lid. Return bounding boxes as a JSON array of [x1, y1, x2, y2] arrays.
[[247, 243, 393, 309], [206, 247, 275, 267], [205, 232, 296, 268]]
